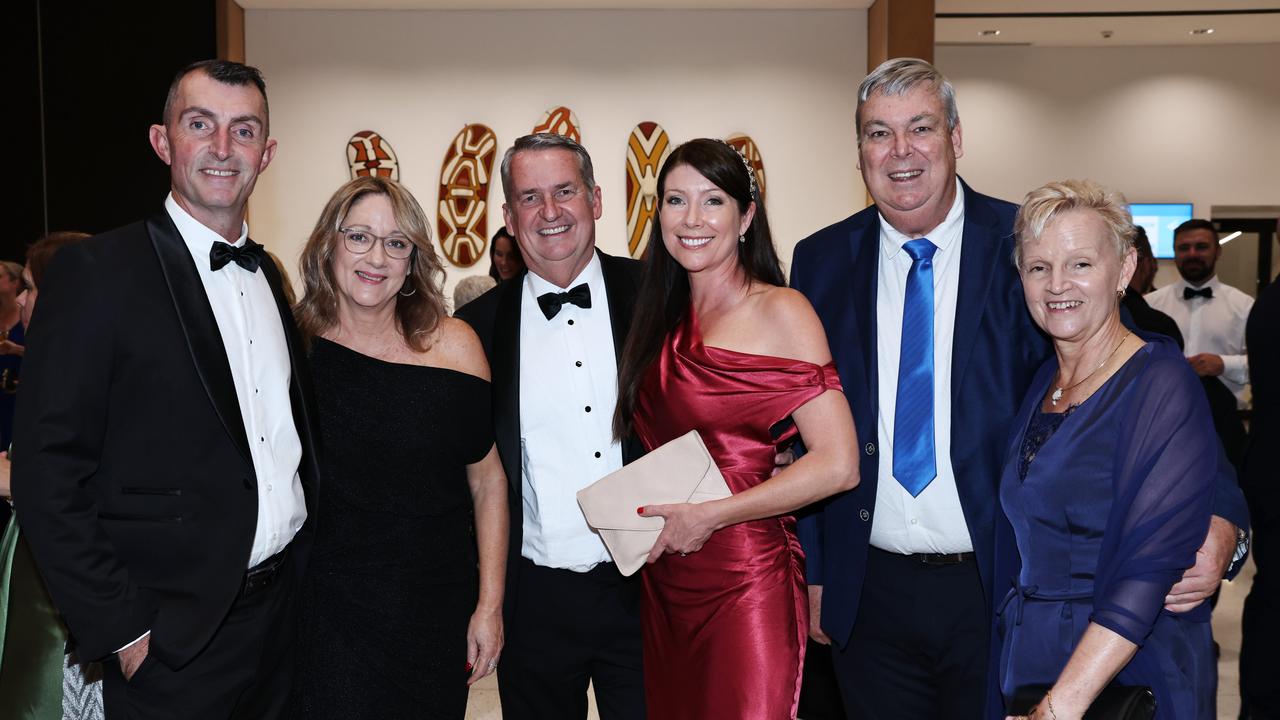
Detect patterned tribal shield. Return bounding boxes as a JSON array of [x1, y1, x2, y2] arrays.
[[437, 124, 497, 268], [625, 122, 671, 259], [346, 130, 400, 180], [725, 134, 766, 202], [532, 106, 582, 143]]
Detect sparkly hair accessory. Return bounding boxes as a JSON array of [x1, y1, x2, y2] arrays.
[[718, 139, 759, 197]]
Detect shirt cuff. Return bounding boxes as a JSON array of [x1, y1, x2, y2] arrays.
[[1222, 355, 1249, 386], [116, 630, 150, 654]]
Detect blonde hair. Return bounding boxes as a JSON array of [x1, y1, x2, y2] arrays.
[[294, 176, 447, 351], [1014, 179, 1135, 267]]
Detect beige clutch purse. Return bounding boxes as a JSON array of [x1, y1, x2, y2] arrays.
[[577, 429, 731, 576]]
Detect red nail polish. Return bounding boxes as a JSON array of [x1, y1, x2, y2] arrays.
[[465, 662, 473, 672], [636, 506, 644, 515]]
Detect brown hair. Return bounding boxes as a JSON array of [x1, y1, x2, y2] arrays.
[[294, 176, 447, 351], [26, 231, 92, 287]]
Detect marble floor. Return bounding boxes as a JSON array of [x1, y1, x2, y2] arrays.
[[464, 559, 1256, 719]]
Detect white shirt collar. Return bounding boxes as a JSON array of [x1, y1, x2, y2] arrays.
[[878, 178, 965, 260], [525, 250, 603, 297], [164, 193, 249, 255]]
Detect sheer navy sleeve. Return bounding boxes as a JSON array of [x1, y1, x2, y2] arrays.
[[1090, 346, 1216, 645]]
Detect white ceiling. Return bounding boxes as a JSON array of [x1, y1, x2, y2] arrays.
[[236, 0, 1280, 46]]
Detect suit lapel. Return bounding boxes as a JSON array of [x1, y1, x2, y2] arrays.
[[598, 250, 638, 364], [146, 212, 253, 467], [259, 254, 320, 500], [847, 212, 881, 414], [492, 279, 523, 495], [950, 180, 1001, 406]]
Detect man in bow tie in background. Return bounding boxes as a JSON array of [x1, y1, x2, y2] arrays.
[[1146, 218, 1255, 408], [456, 133, 646, 720], [14, 59, 317, 719]]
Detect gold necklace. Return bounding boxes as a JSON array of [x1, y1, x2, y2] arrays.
[[1050, 332, 1130, 407]]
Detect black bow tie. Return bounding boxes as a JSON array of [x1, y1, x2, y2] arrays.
[[210, 239, 266, 273], [537, 283, 591, 320], [1184, 286, 1213, 300]]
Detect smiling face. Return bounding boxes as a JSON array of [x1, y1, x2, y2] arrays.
[[502, 148, 601, 288], [1173, 227, 1220, 285], [1019, 209, 1136, 345], [659, 163, 755, 279], [491, 234, 524, 280], [149, 70, 277, 241], [857, 84, 963, 238], [330, 193, 410, 313]]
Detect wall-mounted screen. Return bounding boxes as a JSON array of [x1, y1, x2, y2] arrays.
[[1130, 203, 1194, 259]]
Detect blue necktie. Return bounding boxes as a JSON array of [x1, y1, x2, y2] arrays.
[[893, 239, 937, 497]]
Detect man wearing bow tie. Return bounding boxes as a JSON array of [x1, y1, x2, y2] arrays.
[[1146, 218, 1255, 407], [14, 60, 317, 719], [455, 133, 646, 720]]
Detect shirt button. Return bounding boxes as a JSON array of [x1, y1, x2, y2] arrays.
[[255, 388, 260, 394], [859, 509, 870, 522], [865, 443, 876, 456], [585, 406, 592, 413], [249, 339, 254, 345], [567, 319, 575, 326], [259, 436, 265, 443], [910, 517, 918, 525], [267, 484, 274, 492], [575, 361, 582, 367], [594, 451, 602, 458]]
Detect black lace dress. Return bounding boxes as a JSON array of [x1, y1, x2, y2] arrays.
[[294, 338, 493, 719]]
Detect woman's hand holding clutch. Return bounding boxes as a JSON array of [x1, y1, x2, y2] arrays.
[[638, 501, 723, 562]]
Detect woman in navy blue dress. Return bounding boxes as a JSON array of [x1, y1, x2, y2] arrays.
[[1000, 180, 1215, 720]]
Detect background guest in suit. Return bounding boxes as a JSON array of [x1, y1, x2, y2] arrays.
[[1002, 180, 1215, 720], [291, 176, 506, 718], [614, 138, 858, 720], [488, 226, 526, 282], [1146, 219, 1255, 408], [0, 230, 103, 720], [455, 133, 645, 720], [1240, 268, 1279, 719], [791, 57, 1250, 720], [1123, 226, 1183, 346], [13, 59, 317, 720]]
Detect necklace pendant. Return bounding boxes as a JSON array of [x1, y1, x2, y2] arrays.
[[1051, 387, 1063, 406]]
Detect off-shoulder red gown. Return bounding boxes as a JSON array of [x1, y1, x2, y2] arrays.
[[632, 310, 843, 720]]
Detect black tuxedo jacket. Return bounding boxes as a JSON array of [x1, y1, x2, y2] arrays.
[[13, 210, 318, 669], [455, 249, 644, 621]]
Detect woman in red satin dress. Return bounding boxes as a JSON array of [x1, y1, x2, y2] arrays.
[[614, 139, 860, 719]]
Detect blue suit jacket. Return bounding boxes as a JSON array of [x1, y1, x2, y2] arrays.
[[791, 180, 1048, 651]]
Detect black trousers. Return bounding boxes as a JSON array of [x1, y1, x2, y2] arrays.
[[1241, 521, 1279, 718], [102, 552, 298, 720], [497, 557, 645, 720], [832, 547, 989, 720]]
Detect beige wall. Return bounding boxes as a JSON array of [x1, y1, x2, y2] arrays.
[[245, 9, 868, 299], [936, 42, 1280, 294]]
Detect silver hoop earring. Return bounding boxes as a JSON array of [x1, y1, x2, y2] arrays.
[[399, 282, 417, 297]]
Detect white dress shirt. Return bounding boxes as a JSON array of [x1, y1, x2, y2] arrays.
[[1146, 275, 1254, 408], [519, 253, 621, 571], [870, 180, 972, 554], [167, 195, 306, 567]]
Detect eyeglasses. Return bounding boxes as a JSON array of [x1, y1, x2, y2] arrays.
[[513, 185, 585, 210], [339, 227, 415, 260]]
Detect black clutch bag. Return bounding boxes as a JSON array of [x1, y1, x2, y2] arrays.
[[1009, 685, 1156, 720]]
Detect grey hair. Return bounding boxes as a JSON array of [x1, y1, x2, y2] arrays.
[[856, 57, 960, 144], [1013, 179, 1136, 268], [499, 133, 598, 205]]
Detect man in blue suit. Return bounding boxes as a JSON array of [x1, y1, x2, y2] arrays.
[[791, 58, 1249, 720]]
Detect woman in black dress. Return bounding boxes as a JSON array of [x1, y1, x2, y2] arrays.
[[292, 176, 507, 718]]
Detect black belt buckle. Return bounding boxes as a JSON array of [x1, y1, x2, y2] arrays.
[[913, 551, 972, 566], [242, 546, 289, 597]]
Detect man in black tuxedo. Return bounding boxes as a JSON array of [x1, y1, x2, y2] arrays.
[[13, 60, 316, 719], [456, 133, 645, 720]]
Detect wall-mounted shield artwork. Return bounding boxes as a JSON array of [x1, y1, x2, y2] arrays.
[[725, 134, 766, 202], [532, 106, 582, 143], [347, 130, 400, 180], [437, 124, 497, 268], [624, 122, 671, 259]]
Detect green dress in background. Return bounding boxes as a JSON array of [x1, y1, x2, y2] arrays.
[[0, 518, 72, 719]]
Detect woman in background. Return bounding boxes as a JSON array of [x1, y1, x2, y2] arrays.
[[0, 231, 101, 720], [614, 139, 858, 720], [292, 176, 506, 719], [487, 226, 525, 282], [0, 260, 27, 450], [1001, 180, 1214, 720]]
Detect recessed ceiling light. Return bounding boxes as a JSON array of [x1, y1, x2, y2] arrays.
[[1190, 28, 1215, 35], [979, 29, 1001, 36]]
